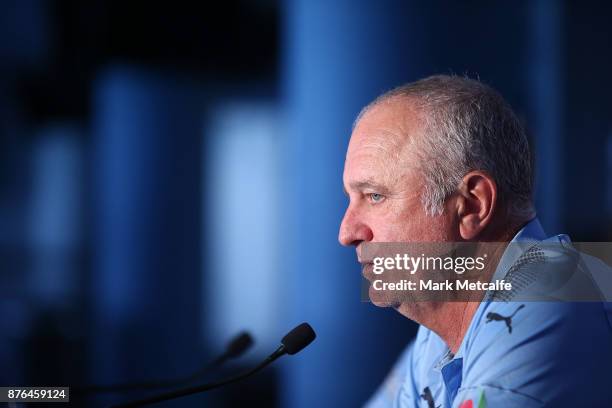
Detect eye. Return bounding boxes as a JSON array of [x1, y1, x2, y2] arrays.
[[368, 193, 385, 204]]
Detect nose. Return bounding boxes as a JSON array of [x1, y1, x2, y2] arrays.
[[338, 206, 373, 247]]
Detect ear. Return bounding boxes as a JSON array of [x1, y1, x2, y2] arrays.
[[455, 171, 497, 240]]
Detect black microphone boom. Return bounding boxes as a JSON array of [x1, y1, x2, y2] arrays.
[[111, 323, 316, 408], [78, 332, 253, 394]]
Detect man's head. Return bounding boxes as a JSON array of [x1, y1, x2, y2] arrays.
[[339, 75, 535, 307]]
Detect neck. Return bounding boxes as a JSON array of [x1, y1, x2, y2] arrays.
[[399, 289, 485, 354], [433, 302, 481, 353], [399, 217, 531, 353]]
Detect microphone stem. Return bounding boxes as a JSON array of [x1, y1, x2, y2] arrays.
[[110, 345, 286, 408]]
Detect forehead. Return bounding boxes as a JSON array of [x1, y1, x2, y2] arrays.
[[344, 98, 423, 183], [349, 97, 421, 155]]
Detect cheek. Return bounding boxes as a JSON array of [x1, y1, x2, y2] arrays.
[[373, 204, 453, 242], [422, 214, 457, 242]]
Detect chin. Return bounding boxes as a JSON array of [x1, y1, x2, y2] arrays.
[[395, 301, 438, 325], [368, 286, 402, 308], [371, 299, 401, 308]]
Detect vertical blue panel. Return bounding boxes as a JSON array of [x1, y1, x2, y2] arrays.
[[204, 101, 284, 356], [28, 125, 83, 308], [90, 66, 203, 404], [528, 0, 564, 235], [282, 1, 422, 407]]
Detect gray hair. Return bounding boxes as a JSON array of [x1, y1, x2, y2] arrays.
[[357, 75, 534, 219]]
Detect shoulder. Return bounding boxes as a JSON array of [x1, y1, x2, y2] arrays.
[[461, 300, 612, 406]]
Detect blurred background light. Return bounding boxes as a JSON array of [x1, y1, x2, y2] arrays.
[[0, 1, 610, 406], [204, 101, 284, 356]]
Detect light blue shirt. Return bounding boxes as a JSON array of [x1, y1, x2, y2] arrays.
[[366, 218, 612, 407]]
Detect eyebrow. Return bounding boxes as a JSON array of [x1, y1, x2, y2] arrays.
[[344, 180, 391, 196]]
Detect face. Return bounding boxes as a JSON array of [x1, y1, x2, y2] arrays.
[[339, 98, 458, 308]]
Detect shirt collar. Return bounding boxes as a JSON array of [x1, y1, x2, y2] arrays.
[[510, 217, 547, 242], [490, 217, 546, 284]]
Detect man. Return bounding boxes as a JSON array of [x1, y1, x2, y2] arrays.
[[338, 75, 612, 407]]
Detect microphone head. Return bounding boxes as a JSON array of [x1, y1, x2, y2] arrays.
[[281, 323, 316, 355], [226, 331, 254, 359]]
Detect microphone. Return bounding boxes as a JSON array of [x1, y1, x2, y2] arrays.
[[111, 323, 316, 407], [78, 331, 253, 394]]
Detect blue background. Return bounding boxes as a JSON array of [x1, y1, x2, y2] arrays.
[[0, 0, 611, 406]]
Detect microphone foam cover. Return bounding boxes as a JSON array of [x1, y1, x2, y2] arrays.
[[281, 323, 316, 355]]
